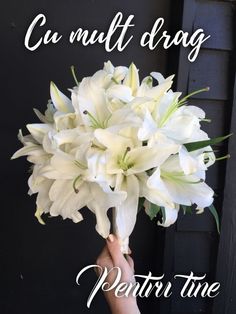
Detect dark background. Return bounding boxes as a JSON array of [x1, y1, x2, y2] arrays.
[[1, 1, 236, 314], [1, 1, 173, 313]]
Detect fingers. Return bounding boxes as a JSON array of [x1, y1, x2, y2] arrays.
[[95, 245, 113, 275], [125, 254, 135, 272], [106, 234, 134, 271], [106, 234, 127, 266], [95, 234, 135, 279]]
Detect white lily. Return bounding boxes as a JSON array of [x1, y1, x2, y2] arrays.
[[72, 85, 140, 134], [94, 128, 179, 251], [33, 101, 56, 124], [129, 75, 175, 122], [12, 61, 218, 250], [11, 130, 50, 164], [148, 154, 214, 225], [28, 164, 54, 224], [48, 178, 86, 223], [103, 60, 128, 84], [72, 77, 111, 130], [41, 143, 126, 237], [48, 175, 126, 236], [138, 98, 207, 147], [79, 61, 128, 91], [161, 105, 206, 142], [53, 111, 81, 131], [179, 145, 216, 178], [139, 74, 174, 100]]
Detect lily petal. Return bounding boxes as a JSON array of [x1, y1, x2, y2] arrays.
[[49, 179, 86, 222], [94, 129, 133, 154], [151, 72, 175, 84], [139, 172, 174, 209], [179, 146, 199, 175], [145, 80, 173, 100], [107, 85, 133, 102], [114, 174, 139, 240], [26, 123, 52, 144], [158, 206, 178, 227], [127, 143, 179, 174], [138, 109, 158, 141], [124, 63, 140, 96], [50, 81, 73, 113], [11, 144, 43, 160], [50, 152, 82, 179], [88, 183, 126, 238]]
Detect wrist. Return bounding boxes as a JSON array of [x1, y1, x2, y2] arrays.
[[109, 296, 140, 314]]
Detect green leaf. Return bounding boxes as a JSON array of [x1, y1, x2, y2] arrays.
[[184, 134, 232, 152], [145, 202, 161, 220], [138, 197, 145, 212], [209, 204, 220, 234], [182, 205, 193, 214]]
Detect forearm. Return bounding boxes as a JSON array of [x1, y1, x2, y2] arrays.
[[111, 305, 140, 314]]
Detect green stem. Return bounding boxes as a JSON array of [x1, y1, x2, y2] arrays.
[[201, 118, 212, 123], [73, 175, 81, 193], [178, 87, 210, 106], [215, 154, 230, 161], [70, 65, 80, 86]]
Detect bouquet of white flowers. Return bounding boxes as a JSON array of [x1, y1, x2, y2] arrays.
[[12, 61, 229, 253]]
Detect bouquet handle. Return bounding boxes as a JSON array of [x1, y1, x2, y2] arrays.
[[112, 207, 129, 254]]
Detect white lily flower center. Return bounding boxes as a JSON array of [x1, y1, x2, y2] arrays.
[[117, 147, 134, 172], [83, 110, 110, 129]]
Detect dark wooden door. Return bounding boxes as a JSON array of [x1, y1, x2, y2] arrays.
[[160, 1, 236, 314]]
